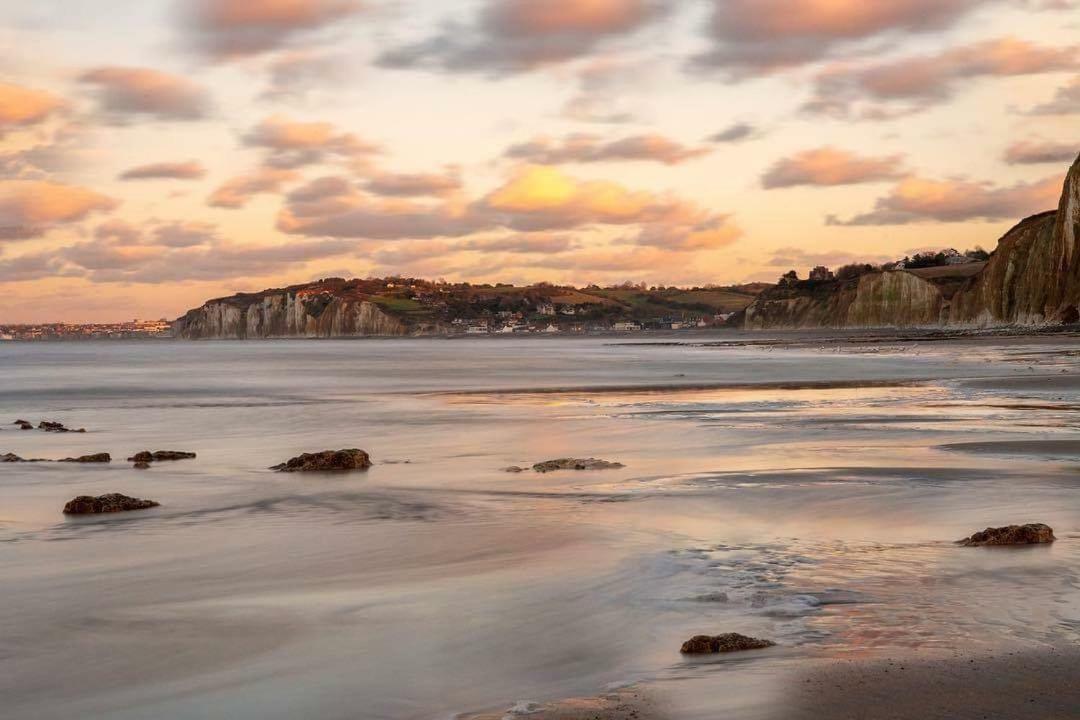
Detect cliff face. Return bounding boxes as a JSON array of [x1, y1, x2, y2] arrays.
[[174, 283, 410, 339], [744, 153, 1080, 330], [744, 270, 948, 330]]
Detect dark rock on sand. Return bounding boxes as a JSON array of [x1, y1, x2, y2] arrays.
[[38, 420, 86, 433], [271, 449, 372, 472], [127, 450, 197, 462], [62, 493, 159, 514], [959, 523, 1055, 546], [532, 458, 625, 473], [680, 633, 775, 654], [14, 419, 33, 430], [58, 453, 111, 463], [501, 465, 527, 473]]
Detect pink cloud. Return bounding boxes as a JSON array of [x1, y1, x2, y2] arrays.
[[0, 82, 66, 136], [185, 0, 364, 60], [119, 160, 207, 180], [79, 67, 210, 121], [208, 167, 298, 208], [1004, 139, 1079, 164], [0, 180, 117, 239], [243, 115, 379, 168], [763, 147, 904, 188], [506, 133, 709, 165]]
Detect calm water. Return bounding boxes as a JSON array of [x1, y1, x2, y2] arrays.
[[2, 335, 1079, 719]]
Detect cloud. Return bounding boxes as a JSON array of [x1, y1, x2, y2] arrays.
[[364, 170, 462, 197], [0, 250, 71, 282], [505, 133, 709, 165], [278, 165, 740, 251], [460, 233, 578, 253], [828, 174, 1063, 225], [119, 160, 207, 180], [1029, 75, 1080, 114], [0, 180, 117, 239], [0, 82, 66, 136], [0, 123, 94, 180], [561, 57, 647, 123], [183, 0, 364, 60], [243, 115, 378, 169], [762, 147, 904, 188], [377, 0, 670, 75], [79, 67, 210, 121], [152, 221, 221, 247], [805, 38, 1079, 118], [94, 219, 143, 245], [260, 51, 349, 100], [708, 123, 756, 143], [208, 166, 298, 208], [692, 0, 986, 75], [1004, 139, 1079, 164]]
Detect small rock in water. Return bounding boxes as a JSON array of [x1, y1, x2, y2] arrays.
[[691, 592, 730, 603], [271, 449, 372, 472], [58, 453, 111, 463], [501, 465, 527, 473], [14, 419, 33, 430], [531, 458, 624, 473], [63, 493, 159, 514], [680, 633, 775, 654], [38, 421, 85, 433], [959, 523, 1055, 546], [133, 461, 151, 469], [2, 452, 34, 462], [127, 450, 197, 463]]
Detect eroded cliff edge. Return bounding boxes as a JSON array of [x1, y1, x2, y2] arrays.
[[743, 153, 1080, 330], [173, 279, 417, 339]]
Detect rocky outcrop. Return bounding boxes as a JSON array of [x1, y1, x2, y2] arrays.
[[744, 153, 1080, 330], [1, 453, 47, 462], [63, 494, 160, 514], [58, 453, 111, 463], [680, 633, 775, 654], [38, 421, 86, 433], [959, 523, 1055, 546], [531, 458, 625, 473], [271, 449, 372, 472], [14, 419, 32, 430], [173, 279, 412, 339], [128, 450, 196, 463]]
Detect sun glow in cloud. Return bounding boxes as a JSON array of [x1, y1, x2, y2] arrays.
[[0, 0, 1077, 321]]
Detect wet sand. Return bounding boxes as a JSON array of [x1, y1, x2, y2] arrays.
[[485, 649, 1080, 720]]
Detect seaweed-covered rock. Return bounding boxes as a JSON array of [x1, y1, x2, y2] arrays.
[[532, 458, 624, 473], [62, 493, 159, 514], [271, 449, 372, 472], [58, 453, 111, 463], [959, 523, 1055, 546], [127, 450, 196, 462], [680, 633, 775, 654]]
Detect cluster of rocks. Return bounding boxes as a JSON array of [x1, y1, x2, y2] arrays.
[[270, 449, 372, 472], [504, 458, 625, 473], [13, 419, 87, 433]]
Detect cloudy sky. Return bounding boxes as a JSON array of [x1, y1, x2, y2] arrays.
[[1, 0, 1078, 322]]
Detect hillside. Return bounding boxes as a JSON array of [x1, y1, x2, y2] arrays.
[[741, 153, 1080, 330], [172, 278, 763, 339]]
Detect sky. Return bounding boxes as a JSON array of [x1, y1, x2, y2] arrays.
[[0, 0, 1078, 322]]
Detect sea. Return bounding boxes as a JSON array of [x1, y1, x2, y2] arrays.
[[2, 334, 1079, 719]]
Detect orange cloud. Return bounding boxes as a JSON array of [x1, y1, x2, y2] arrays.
[[0, 82, 66, 136], [0, 180, 117, 239], [79, 67, 210, 121], [243, 115, 378, 168], [806, 38, 1078, 117], [829, 174, 1063, 225], [208, 167, 298, 208], [763, 147, 904, 188], [365, 170, 461, 197], [506, 133, 709, 165], [186, 0, 364, 59], [119, 160, 207, 180], [1030, 75, 1080, 115]]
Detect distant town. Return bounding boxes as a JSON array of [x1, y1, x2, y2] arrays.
[[0, 319, 173, 341]]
